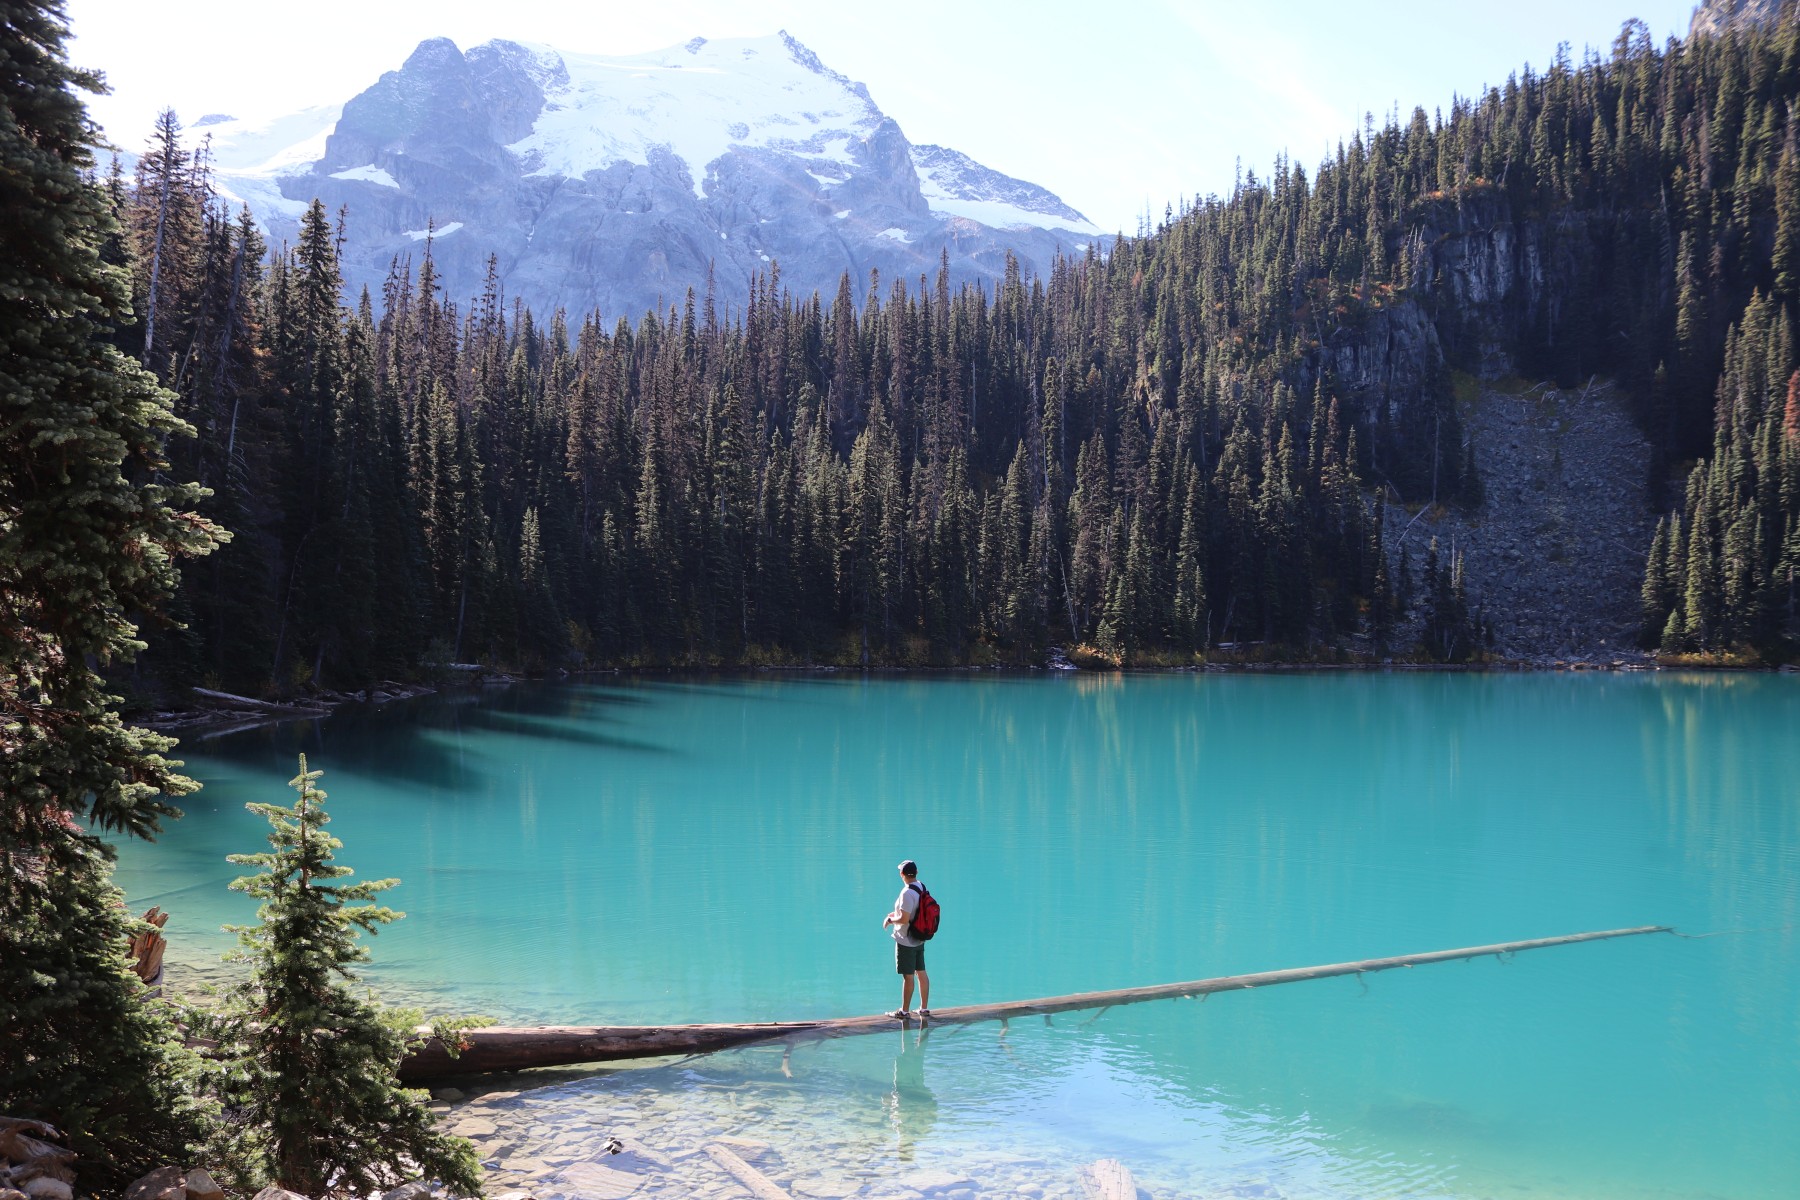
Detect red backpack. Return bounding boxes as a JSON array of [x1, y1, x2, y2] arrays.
[[908, 883, 941, 941]]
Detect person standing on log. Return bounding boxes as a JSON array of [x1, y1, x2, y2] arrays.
[[883, 860, 931, 1020]]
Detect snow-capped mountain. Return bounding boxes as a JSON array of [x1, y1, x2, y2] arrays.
[[195, 32, 1102, 321]]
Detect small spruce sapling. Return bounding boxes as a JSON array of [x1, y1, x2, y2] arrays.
[[209, 756, 481, 1198]]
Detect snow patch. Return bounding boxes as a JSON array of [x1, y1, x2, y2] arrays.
[[405, 222, 463, 240], [833, 209, 851, 219], [912, 144, 1101, 236], [506, 33, 881, 197], [202, 105, 342, 176], [921, 192, 1101, 236], [878, 227, 911, 243], [330, 164, 399, 188], [213, 175, 309, 221]]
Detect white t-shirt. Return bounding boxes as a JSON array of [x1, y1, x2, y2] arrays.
[[891, 883, 923, 948]]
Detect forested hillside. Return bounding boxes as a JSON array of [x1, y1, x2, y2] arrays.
[[115, 13, 1800, 688]]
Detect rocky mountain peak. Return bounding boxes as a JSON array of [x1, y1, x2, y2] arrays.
[[775, 29, 875, 105], [1690, 0, 1794, 38]]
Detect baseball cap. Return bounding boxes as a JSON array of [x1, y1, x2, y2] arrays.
[[897, 859, 917, 875]]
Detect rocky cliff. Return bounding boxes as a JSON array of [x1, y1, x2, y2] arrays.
[[199, 32, 1103, 321], [1293, 186, 1667, 658]]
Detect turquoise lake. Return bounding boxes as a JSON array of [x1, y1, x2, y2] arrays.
[[113, 673, 1800, 1199]]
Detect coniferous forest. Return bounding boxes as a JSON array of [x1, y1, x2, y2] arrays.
[[86, 12, 1800, 688], [12, 1, 1800, 1194], [100, 15, 1800, 685]]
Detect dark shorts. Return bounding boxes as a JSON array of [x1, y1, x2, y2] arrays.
[[895, 941, 925, 975]]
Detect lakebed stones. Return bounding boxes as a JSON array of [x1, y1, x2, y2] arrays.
[[894, 1169, 973, 1195], [434, 1067, 1199, 1200], [543, 1162, 639, 1199]]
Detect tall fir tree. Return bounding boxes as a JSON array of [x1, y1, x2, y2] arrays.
[[0, 0, 222, 1184]]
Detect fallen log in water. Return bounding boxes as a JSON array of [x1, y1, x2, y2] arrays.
[[397, 925, 1671, 1082], [703, 1143, 793, 1200], [1078, 1158, 1139, 1200], [190, 687, 332, 715]]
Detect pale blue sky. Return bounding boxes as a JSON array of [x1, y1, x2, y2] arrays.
[[68, 0, 1700, 232]]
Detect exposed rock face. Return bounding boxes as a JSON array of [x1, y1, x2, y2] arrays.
[[1320, 299, 1443, 428], [1289, 182, 1669, 504], [1390, 380, 1657, 663], [1290, 189, 1666, 657], [202, 32, 1102, 321], [1406, 190, 1666, 379], [1691, 0, 1793, 38]]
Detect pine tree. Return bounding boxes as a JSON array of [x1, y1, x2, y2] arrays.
[[130, 107, 206, 377], [1420, 537, 1477, 662], [207, 757, 481, 1198], [1, 1, 222, 1184], [1660, 515, 1690, 652], [1774, 138, 1800, 300], [1640, 515, 1673, 646]]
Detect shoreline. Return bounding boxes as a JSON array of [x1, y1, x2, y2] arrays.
[[130, 652, 1798, 741], [134, 675, 511, 739]]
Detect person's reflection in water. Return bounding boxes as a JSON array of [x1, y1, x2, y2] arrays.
[[884, 1024, 938, 1160]]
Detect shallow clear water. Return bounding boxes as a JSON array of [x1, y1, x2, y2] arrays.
[[115, 673, 1800, 1199]]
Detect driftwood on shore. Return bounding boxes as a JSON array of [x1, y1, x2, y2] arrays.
[[397, 925, 1671, 1082], [0, 1116, 77, 1196]]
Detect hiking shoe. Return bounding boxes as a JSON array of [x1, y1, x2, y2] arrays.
[[918, 1009, 931, 1019], [888, 1009, 911, 1019]]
